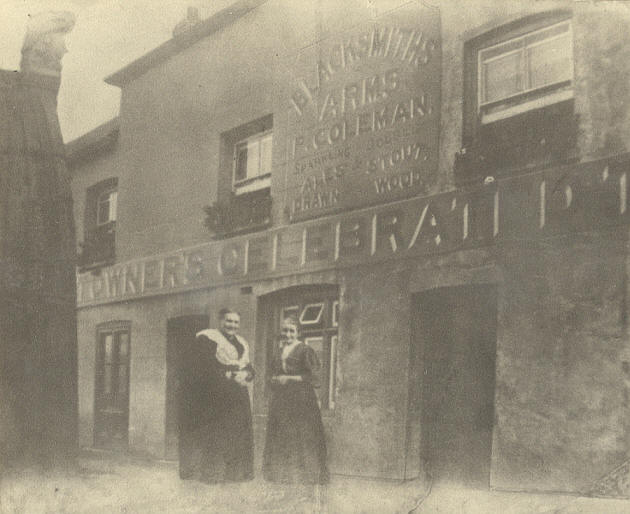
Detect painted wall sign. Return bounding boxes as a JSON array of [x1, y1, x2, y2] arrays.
[[284, 3, 441, 221], [77, 158, 629, 307]]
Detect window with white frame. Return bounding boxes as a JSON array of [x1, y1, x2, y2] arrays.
[[233, 130, 272, 194], [96, 189, 117, 226], [478, 19, 573, 124], [80, 178, 118, 269], [270, 287, 339, 411]]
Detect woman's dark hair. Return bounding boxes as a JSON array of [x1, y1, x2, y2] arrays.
[[219, 307, 240, 320]]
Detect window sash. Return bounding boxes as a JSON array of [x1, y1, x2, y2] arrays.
[[329, 335, 338, 409], [478, 20, 572, 110], [233, 131, 273, 189], [96, 190, 117, 226], [96, 328, 130, 409], [299, 302, 325, 325]]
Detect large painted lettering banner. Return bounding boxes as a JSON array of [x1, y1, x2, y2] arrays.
[[77, 157, 629, 307], [285, 1, 441, 221]]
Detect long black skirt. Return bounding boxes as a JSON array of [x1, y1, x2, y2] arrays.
[[179, 384, 254, 483], [263, 382, 328, 484]]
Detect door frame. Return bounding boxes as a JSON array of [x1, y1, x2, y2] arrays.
[[404, 282, 499, 484], [164, 314, 210, 461], [93, 320, 131, 450]]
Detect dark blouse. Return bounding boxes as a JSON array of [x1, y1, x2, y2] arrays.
[[273, 342, 321, 388]]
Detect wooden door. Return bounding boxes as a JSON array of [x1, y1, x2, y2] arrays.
[[94, 324, 130, 450]]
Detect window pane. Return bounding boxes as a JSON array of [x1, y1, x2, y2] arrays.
[[527, 34, 571, 90], [305, 336, 326, 407], [235, 143, 248, 182], [104, 334, 113, 363], [118, 365, 127, 394], [332, 301, 339, 327], [329, 335, 338, 409], [480, 37, 523, 62], [300, 303, 325, 325], [260, 134, 273, 174], [109, 191, 117, 222], [119, 332, 129, 359], [482, 51, 523, 103], [104, 364, 112, 395], [246, 140, 260, 178], [97, 198, 110, 225], [524, 21, 569, 47]]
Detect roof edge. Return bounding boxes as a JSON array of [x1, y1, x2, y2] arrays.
[[104, 0, 268, 88], [65, 117, 120, 168]]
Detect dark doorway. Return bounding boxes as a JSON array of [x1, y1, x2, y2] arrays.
[[414, 284, 497, 487], [165, 315, 209, 460]]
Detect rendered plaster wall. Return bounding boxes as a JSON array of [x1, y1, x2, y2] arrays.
[[493, 228, 629, 492], [438, 0, 630, 186], [76, 287, 258, 457]]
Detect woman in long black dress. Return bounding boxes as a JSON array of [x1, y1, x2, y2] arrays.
[[179, 308, 254, 483], [263, 316, 328, 484]]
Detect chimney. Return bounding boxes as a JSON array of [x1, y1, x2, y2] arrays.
[[173, 6, 201, 39], [20, 11, 75, 77]]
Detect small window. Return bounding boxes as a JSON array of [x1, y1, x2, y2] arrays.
[[96, 189, 117, 226], [80, 178, 118, 270], [233, 131, 272, 194], [478, 20, 572, 123], [209, 116, 273, 237], [299, 303, 325, 326]]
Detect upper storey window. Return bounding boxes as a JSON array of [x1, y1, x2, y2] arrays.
[[478, 20, 573, 124], [204, 115, 273, 238], [233, 130, 272, 195], [79, 178, 118, 271], [457, 12, 578, 185], [96, 188, 118, 226]]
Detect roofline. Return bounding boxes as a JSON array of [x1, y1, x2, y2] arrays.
[[104, 0, 268, 88], [65, 117, 120, 168]]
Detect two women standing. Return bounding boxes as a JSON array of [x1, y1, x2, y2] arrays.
[[180, 310, 327, 485]]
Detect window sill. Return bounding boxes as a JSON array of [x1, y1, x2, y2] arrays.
[[204, 189, 273, 239], [78, 257, 116, 275], [481, 88, 573, 124], [233, 174, 272, 195]]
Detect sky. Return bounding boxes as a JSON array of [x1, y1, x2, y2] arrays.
[[0, 0, 233, 142]]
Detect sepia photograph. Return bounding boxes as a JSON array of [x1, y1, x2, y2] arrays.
[[2, 0, 630, 512]]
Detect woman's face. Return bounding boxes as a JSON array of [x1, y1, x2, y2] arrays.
[[280, 320, 298, 344]]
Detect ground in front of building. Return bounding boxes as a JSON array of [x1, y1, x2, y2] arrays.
[[1, 452, 629, 513]]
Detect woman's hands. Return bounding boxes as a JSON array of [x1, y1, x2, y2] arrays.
[[232, 370, 250, 386], [271, 375, 302, 385], [225, 366, 254, 386], [271, 375, 290, 385]]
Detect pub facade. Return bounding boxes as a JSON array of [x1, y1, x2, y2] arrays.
[[67, 0, 630, 494]]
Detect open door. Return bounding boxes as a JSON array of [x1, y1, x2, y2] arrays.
[[165, 315, 209, 460], [413, 284, 497, 486]]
